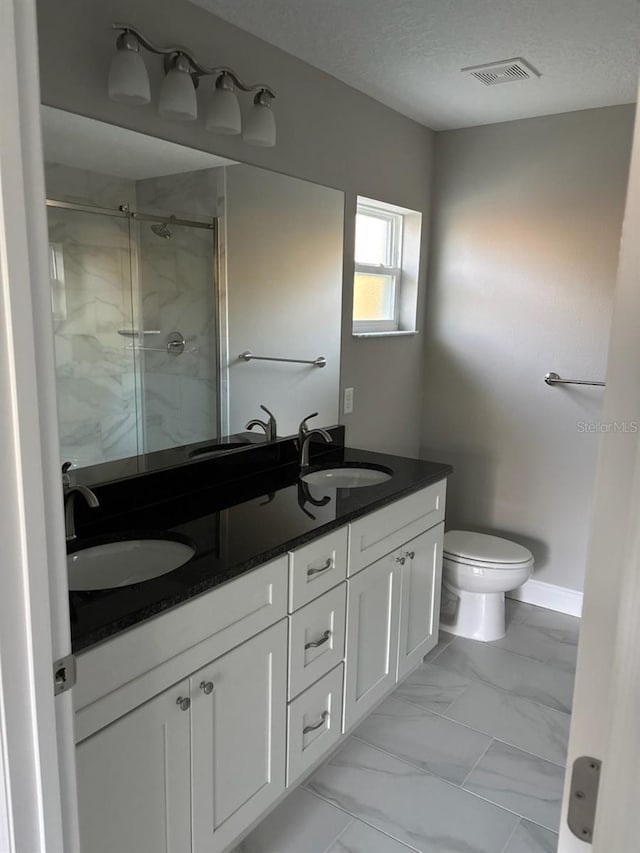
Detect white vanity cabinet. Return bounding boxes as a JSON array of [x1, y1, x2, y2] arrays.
[[75, 620, 287, 853], [76, 678, 192, 853], [342, 551, 401, 730], [190, 620, 287, 853], [343, 480, 446, 731], [73, 478, 447, 853]]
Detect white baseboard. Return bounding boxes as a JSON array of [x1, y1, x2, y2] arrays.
[[507, 578, 583, 618]]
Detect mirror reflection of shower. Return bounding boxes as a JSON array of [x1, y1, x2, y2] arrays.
[[46, 196, 219, 469], [150, 221, 172, 239]]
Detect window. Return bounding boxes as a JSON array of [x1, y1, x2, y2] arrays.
[[353, 197, 422, 336]]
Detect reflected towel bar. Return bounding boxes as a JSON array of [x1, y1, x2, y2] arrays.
[[545, 372, 606, 387], [239, 351, 327, 368]]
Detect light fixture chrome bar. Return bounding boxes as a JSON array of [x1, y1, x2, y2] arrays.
[[545, 372, 606, 387], [240, 351, 327, 368], [46, 198, 129, 218], [129, 211, 214, 230], [112, 23, 277, 98]]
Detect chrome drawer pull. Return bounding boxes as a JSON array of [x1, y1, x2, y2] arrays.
[[303, 710, 329, 734], [176, 696, 190, 711], [405, 551, 415, 560], [199, 680, 214, 695], [305, 629, 332, 650], [307, 557, 332, 577], [396, 555, 406, 566]]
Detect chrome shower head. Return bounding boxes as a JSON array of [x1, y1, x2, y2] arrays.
[[150, 222, 172, 239]]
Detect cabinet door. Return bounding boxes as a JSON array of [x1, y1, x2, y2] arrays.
[[191, 619, 287, 853], [397, 522, 444, 681], [76, 679, 191, 853], [343, 553, 401, 732]]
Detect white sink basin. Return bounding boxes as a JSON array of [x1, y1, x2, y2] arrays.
[[301, 466, 392, 489], [67, 539, 195, 591]]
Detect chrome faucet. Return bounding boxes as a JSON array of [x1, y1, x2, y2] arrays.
[[297, 414, 333, 468], [62, 462, 99, 542], [245, 405, 278, 441]]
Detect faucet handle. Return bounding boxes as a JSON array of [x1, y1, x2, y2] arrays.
[[61, 461, 73, 489], [260, 404, 275, 420], [299, 412, 319, 436], [260, 404, 278, 440]]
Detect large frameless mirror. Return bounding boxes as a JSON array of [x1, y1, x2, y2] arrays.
[[41, 107, 345, 479]]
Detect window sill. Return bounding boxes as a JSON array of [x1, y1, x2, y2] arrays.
[[352, 330, 419, 339]]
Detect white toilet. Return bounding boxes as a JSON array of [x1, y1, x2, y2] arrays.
[[440, 530, 534, 642]]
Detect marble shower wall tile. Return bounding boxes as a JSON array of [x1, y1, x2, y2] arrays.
[[434, 639, 575, 714], [47, 187, 140, 468], [354, 695, 491, 784], [45, 163, 135, 210], [306, 737, 519, 853], [136, 169, 222, 219], [463, 741, 565, 832], [443, 681, 571, 765]]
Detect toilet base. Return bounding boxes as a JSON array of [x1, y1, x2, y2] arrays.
[[440, 582, 506, 642]]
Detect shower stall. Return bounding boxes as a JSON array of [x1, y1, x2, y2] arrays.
[[46, 197, 220, 469]]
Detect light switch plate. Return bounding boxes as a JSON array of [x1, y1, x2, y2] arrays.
[[343, 387, 354, 415]]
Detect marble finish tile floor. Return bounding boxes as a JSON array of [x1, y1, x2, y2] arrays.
[[237, 601, 578, 853]]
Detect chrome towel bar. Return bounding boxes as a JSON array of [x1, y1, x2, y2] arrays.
[[545, 372, 606, 387], [239, 351, 327, 368]]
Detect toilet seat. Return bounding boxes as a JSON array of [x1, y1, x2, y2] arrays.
[[443, 530, 533, 570]]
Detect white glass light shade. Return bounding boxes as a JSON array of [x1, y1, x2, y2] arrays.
[[206, 86, 241, 135], [243, 97, 276, 147], [108, 48, 151, 105], [159, 63, 198, 121]]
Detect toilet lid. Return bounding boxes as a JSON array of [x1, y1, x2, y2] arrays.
[[443, 530, 533, 566]]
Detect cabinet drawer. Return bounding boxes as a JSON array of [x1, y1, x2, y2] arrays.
[[348, 480, 446, 576], [288, 527, 348, 611], [288, 584, 346, 699], [287, 664, 344, 787]]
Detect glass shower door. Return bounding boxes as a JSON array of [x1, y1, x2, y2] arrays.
[[135, 214, 219, 454], [47, 203, 141, 469]]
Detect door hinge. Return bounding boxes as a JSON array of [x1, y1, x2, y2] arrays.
[[53, 653, 77, 696], [567, 755, 602, 843]]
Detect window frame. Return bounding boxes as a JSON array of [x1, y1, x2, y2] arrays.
[[353, 203, 404, 334]]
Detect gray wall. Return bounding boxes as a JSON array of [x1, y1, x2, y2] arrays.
[[422, 105, 635, 592], [36, 0, 435, 457]]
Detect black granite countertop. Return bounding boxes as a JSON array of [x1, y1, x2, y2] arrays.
[[69, 438, 452, 654]]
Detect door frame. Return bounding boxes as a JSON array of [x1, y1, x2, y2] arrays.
[[0, 0, 79, 850], [558, 88, 640, 850]]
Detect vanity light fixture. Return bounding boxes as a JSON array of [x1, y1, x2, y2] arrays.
[[108, 31, 151, 105], [108, 24, 277, 146], [206, 73, 241, 135], [159, 54, 198, 121], [243, 90, 276, 147]]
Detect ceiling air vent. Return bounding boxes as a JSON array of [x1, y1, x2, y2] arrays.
[[462, 58, 541, 86]]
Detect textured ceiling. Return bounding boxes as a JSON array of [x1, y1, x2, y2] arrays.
[[190, 0, 640, 130]]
